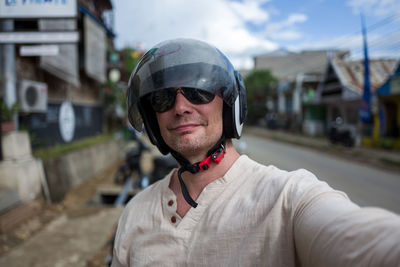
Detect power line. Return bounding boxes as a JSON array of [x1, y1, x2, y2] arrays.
[[368, 13, 400, 32], [332, 13, 400, 51], [254, 14, 400, 76]]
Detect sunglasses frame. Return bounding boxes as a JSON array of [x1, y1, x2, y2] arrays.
[[148, 87, 216, 113]]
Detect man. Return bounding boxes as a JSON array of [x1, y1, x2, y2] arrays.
[[112, 38, 400, 267]]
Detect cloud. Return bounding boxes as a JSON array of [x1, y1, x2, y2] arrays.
[[229, 0, 271, 24], [264, 13, 308, 41], [286, 34, 362, 53], [113, 0, 278, 69], [347, 0, 400, 17], [285, 28, 399, 61]]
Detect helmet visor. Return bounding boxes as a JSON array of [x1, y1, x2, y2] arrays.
[[139, 62, 233, 98]]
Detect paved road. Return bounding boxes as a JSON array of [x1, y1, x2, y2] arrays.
[[235, 134, 400, 214]]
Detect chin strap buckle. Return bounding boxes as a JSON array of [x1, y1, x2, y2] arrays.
[[176, 140, 226, 209], [198, 145, 225, 171], [211, 147, 225, 164]]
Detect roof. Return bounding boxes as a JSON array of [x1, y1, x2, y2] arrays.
[[79, 5, 115, 37], [331, 57, 398, 94], [253, 50, 347, 81]]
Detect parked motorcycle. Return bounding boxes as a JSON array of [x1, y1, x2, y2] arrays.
[[114, 132, 177, 189], [328, 117, 356, 147]]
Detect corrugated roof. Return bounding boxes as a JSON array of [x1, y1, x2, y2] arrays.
[[331, 57, 398, 94]]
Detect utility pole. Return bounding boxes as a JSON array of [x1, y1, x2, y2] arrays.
[[0, 19, 16, 160], [359, 14, 372, 137], [1, 19, 17, 124]]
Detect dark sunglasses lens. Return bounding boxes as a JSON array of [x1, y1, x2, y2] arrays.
[[182, 88, 215, 104], [150, 88, 175, 112], [150, 88, 215, 113]]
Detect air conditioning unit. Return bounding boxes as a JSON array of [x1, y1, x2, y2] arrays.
[[19, 80, 48, 113]]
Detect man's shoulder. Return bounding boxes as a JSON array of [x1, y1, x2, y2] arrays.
[[237, 155, 323, 191], [237, 155, 315, 179]]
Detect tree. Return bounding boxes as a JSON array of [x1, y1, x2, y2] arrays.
[[244, 69, 278, 125], [123, 48, 144, 76], [102, 47, 144, 133]]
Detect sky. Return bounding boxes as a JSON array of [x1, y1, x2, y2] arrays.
[[112, 0, 400, 70]]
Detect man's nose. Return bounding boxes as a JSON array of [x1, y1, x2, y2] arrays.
[[173, 90, 192, 114]]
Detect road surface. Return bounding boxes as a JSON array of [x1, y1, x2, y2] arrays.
[[235, 134, 400, 214]]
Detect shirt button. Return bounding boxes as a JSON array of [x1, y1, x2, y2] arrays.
[[171, 216, 176, 223], [168, 200, 174, 206]]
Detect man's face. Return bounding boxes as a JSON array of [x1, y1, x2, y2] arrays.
[[155, 88, 224, 160]]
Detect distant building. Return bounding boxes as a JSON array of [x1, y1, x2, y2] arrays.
[[375, 62, 400, 148], [315, 55, 397, 141], [254, 49, 347, 133], [254, 49, 336, 81]]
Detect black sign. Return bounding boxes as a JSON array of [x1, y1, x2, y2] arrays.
[[21, 102, 103, 148]]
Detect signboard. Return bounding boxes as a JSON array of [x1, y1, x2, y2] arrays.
[[0, 32, 79, 44], [39, 19, 79, 86], [84, 14, 106, 83], [20, 45, 59, 56], [0, 0, 77, 18], [59, 101, 75, 142], [27, 102, 103, 146]]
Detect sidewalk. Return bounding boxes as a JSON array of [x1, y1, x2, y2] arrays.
[[0, 207, 122, 267], [0, 138, 159, 267], [244, 126, 400, 174], [0, 162, 124, 267]]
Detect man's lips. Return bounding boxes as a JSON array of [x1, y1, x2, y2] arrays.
[[170, 123, 200, 132]]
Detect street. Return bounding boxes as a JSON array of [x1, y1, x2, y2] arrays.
[[236, 134, 400, 214], [1, 133, 400, 267]]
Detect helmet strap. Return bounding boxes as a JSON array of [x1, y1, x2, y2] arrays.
[[171, 136, 226, 208]]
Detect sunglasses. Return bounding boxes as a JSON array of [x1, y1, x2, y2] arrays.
[[148, 87, 215, 113]]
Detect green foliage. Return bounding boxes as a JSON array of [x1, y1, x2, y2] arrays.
[[123, 48, 144, 75], [33, 134, 113, 161], [104, 81, 126, 109], [0, 101, 19, 122], [244, 70, 278, 124], [102, 47, 145, 133], [102, 81, 126, 133]]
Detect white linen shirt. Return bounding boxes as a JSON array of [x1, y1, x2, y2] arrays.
[[112, 155, 400, 267]]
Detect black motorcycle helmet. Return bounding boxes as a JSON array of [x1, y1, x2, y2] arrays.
[[126, 38, 247, 156]]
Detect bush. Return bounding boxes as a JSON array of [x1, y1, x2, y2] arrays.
[[244, 70, 278, 124], [33, 134, 113, 161]]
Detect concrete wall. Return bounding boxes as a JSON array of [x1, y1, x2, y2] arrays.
[[0, 131, 44, 211], [44, 138, 123, 202], [0, 158, 43, 203], [1, 131, 123, 207]]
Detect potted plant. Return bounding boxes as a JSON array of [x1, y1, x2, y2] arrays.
[[0, 101, 19, 133]]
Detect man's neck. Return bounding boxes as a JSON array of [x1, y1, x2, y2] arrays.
[[169, 140, 240, 217]]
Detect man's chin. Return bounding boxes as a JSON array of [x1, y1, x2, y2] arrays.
[[169, 136, 204, 155]]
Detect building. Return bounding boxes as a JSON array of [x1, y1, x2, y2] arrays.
[[254, 49, 345, 133], [375, 62, 400, 148], [0, 0, 116, 210], [1, 0, 115, 147], [315, 55, 398, 141]]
